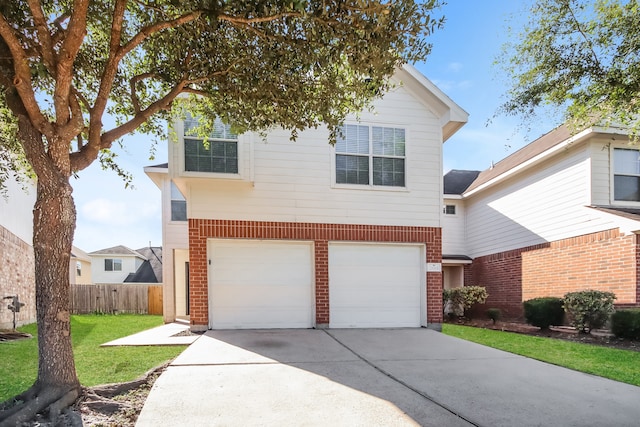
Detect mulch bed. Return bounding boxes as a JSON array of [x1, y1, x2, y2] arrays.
[[449, 318, 640, 352]]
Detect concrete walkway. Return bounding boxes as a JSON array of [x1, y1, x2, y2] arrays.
[[136, 328, 640, 427], [102, 322, 200, 346]]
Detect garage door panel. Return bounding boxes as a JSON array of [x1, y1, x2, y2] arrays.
[[329, 243, 423, 328], [209, 240, 313, 329]]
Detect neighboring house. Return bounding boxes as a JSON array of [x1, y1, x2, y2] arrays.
[[442, 124, 640, 317], [146, 64, 468, 330], [89, 245, 162, 285], [0, 173, 36, 329], [70, 245, 92, 285]]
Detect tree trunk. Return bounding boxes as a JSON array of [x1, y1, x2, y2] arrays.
[[0, 106, 81, 424], [32, 175, 79, 394]]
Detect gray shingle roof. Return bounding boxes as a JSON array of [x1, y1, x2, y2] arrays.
[[124, 247, 163, 283], [444, 170, 481, 195]]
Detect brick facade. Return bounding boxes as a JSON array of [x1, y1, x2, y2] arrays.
[[0, 224, 35, 329], [188, 219, 442, 329], [466, 229, 640, 319]]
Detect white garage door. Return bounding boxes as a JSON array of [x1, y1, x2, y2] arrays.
[[208, 239, 313, 329], [329, 243, 423, 328]]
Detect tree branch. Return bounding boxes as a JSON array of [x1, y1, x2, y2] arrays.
[[129, 72, 158, 113], [26, 0, 57, 75], [0, 12, 55, 139], [71, 81, 187, 172], [218, 11, 302, 25], [53, 0, 88, 131], [565, 1, 602, 72]]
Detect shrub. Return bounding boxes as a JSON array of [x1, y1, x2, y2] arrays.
[[443, 286, 488, 318], [523, 297, 564, 329], [611, 310, 640, 340], [563, 290, 616, 334], [487, 308, 501, 324]]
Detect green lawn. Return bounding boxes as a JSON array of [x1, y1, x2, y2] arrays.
[[0, 315, 187, 400], [443, 324, 640, 387]]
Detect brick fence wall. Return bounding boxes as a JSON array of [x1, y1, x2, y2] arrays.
[[0, 224, 35, 329], [466, 229, 639, 319], [188, 219, 442, 329]]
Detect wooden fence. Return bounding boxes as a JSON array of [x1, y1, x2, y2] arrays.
[[71, 284, 163, 315]]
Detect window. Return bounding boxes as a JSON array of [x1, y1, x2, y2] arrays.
[[335, 124, 405, 187], [105, 258, 122, 272], [170, 181, 187, 221], [76, 261, 82, 277], [184, 116, 238, 173], [443, 205, 456, 215], [614, 148, 640, 202]]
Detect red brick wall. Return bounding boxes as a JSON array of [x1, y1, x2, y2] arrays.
[[0, 224, 35, 329], [467, 229, 639, 319], [188, 219, 442, 328]]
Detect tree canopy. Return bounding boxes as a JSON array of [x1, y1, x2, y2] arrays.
[[498, 0, 640, 134]]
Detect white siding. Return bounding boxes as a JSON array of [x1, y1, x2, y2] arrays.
[[0, 173, 35, 244], [90, 255, 141, 284], [465, 143, 618, 258], [171, 85, 443, 228], [441, 198, 466, 255]]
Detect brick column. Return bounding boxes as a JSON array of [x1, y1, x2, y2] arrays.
[[426, 227, 443, 325], [314, 240, 329, 326], [188, 219, 209, 331]]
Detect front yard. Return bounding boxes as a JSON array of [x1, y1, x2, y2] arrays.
[[0, 314, 186, 401], [443, 324, 640, 387]]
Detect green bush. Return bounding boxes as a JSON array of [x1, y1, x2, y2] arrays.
[[522, 297, 564, 329], [563, 290, 616, 333], [487, 308, 501, 324], [611, 310, 640, 340], [443, 286, 488, 318]]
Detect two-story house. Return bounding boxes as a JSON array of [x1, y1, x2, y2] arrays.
[[443, 124, 640, 317], [146, 64, 468, 331], [89, 245, 162, 285], [0, 173, 36, 329]]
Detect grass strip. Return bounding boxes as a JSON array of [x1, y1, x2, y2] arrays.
[[442, 324, 640, 387], [0, 314, 186, 400]]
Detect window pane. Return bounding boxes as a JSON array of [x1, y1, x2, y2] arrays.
[[373, 157, 405, 187], [185, 139, 238, 173], [114, 259, 122, 271], [336, 154, 369, 184], [372, 127, 405, 156], [337, 125, 369, 154], [615, 149, 640, 175], [614, 175, 640, 201], [105, 259, 112, 271], [170, 182, 185, 201], [171, 200, 187, 221]]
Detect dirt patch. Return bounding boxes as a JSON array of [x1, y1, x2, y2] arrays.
[[17, 364, 166, 426], [450, 318, 640, 352]]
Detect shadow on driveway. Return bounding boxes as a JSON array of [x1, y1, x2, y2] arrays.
[[137, 328, 640, 427]]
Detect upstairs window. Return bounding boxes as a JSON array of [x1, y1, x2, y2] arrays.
[[443, 205, 456, 215], [76, 261, 82, 277], [170, 181, 187, 221], [335, 124, 405, 187], [614, 148, 640, 202], [105, 258, 122, 272], [184, 116, 238, 174]]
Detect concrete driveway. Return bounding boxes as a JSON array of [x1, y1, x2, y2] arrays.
[[136, 328, 640, 427]]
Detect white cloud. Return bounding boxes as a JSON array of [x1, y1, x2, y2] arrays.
[[448, 62, 464, 73]]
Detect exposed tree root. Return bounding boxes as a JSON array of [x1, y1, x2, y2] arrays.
[[0, 384, 80, 427]]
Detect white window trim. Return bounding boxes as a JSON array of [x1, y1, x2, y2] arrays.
[[176, 118, 247, 180], [610, 146, 640, 206], [330, 122, 410, 192]]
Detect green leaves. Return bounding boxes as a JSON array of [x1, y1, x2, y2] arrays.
[[499, 0, 640, 136]]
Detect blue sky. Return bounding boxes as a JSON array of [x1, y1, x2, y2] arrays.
[[71, 1, 558, 252]]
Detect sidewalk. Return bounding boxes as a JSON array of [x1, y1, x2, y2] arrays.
[[101, 322, 200, 346]]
